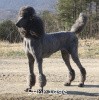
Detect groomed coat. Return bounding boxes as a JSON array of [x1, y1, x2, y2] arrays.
[[16, 6, 87, 92]]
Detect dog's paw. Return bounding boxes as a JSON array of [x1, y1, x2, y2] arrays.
[[78, 83, 84, 87], [24, 88, 33, 92], [37, 89, 43, 94], [64, 82, 71, 86]]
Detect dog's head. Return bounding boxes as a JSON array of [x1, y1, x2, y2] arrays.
[[16, 6, 35, 28], [16, 6, 36, 37]]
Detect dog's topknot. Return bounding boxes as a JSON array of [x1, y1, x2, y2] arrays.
[[19, 6, 36, 17]]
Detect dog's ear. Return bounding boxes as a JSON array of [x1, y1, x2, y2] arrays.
[[28, 15, 45, 37]]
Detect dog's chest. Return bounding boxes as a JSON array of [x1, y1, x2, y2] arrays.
[[24, 40, 29, 54], [23, 38, 33, 54]]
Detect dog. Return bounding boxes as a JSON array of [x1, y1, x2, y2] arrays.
[[16, 6, 87, 92]]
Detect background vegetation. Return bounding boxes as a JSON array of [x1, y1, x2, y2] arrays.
[[0, 0, 99, 42], [57, 0, 99, 39], [0, 20, 21, 43], [0, 39, 99, 58], [0, 0, 99, 58]]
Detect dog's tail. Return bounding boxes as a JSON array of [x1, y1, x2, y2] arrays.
[[70, 13, 87, 34]]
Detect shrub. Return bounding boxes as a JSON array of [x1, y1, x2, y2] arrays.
[[0, 20, 21, 43]]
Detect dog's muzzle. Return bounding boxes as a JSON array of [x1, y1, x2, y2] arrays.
[[16, 17, 23, 27]]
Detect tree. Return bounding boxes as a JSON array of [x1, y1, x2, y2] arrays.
[[57, 0, 99, 38], [57, 0, 74, 30], [40, 10, 59, 33]]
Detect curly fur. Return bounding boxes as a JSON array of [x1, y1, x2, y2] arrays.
[[25, 74, 36, 92], [70, 13, 87, 34], [16, 6, 45, 38], [16, 6, 87, 91], [39, 74, 47, 88], [27, 74, 36, 88]]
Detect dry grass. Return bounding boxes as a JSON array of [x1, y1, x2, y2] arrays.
[[78, 39, 99, 58], [0, 41, 26, 58], [51, 39, 99, 58], [0, 39, 99, 58]]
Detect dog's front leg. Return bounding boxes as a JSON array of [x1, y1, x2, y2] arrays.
[[25, 53, 36, 92], [36, 58, 46, 93]]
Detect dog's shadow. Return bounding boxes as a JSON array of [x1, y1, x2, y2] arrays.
[[29, 85, 99, 96], [41, 85, 99, 96], [66, 84, 99, 96], [84, 84, 99, 88], [67, 91, 99, 96], [71, 84, 99, 88]]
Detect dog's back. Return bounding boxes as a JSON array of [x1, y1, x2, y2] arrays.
[[42, 13, 87, 57], [42, 32, 75, 57]]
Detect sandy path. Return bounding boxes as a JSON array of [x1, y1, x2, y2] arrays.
[[0, 58, 99, 100]]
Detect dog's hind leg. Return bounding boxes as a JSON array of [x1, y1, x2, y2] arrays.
[[70, 44, 86, 87], [61, 50, 75, 86], [36, 58, 46, 93], [25, 53, 36, 92]]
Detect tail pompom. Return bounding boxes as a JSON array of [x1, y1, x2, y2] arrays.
[[70, 13, 87, 34]]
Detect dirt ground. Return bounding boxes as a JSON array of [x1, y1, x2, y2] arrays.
[[0, 58, 99, 100]]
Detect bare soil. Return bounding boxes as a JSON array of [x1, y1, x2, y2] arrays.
[[0, 58, 99, 100]]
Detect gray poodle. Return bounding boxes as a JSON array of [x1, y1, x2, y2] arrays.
[[16, 6, 87, 92]]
